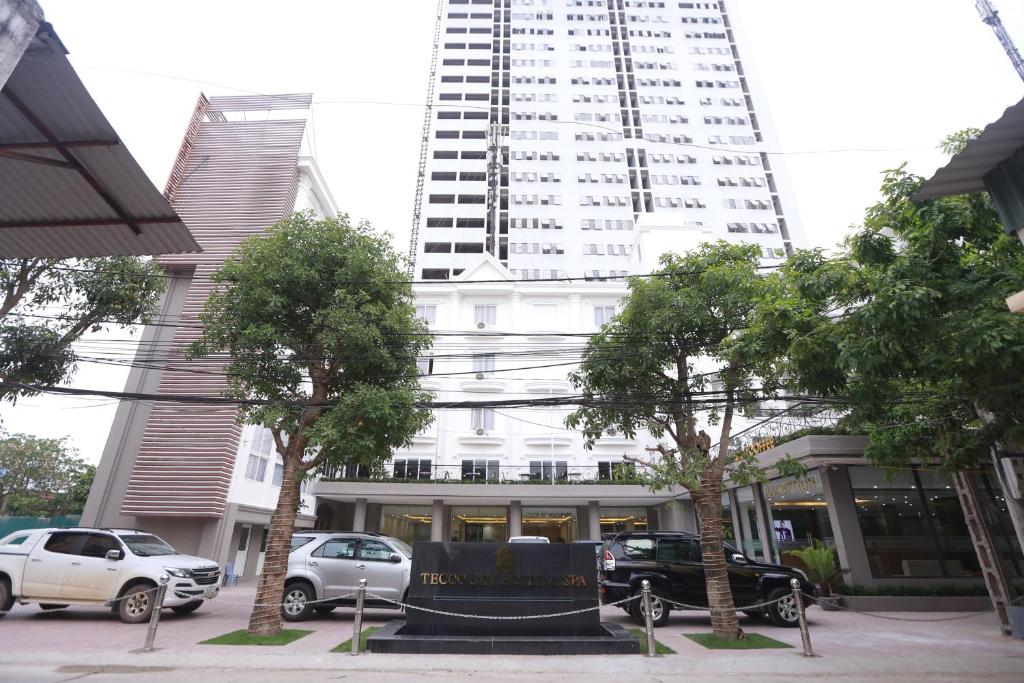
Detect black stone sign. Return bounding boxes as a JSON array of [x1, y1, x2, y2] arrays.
[[366, 541, 640, 654], [405, 541, 599, 637]]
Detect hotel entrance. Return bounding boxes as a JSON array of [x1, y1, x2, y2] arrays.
[[450, 506, 508, 542], [522, 507, 578, 542]]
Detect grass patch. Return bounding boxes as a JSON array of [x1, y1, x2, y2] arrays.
[[684, 632, 792, 650], [201, 629, 312, 646], [332, 626, 381, 653], [628, 628, 676, 655]]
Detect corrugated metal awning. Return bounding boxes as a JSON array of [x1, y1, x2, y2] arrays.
[[0, 22, 200, 258], [916, 96, 1024, 200]]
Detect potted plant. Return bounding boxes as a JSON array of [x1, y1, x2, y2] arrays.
[[785, 539, 842, 610]]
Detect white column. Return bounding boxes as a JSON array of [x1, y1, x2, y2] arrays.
[[431, 499, 445, 542], [353, 498, 368, 532], [588, 500, 601, 540], [509, 500, 523, 538]]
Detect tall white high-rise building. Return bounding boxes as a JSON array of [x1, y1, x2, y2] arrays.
[[410, 0, 803, 281]]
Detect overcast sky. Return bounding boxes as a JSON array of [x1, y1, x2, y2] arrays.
[[2, 0, 1022, 463]]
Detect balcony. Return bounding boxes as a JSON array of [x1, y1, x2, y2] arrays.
[[317, 463, 645, 486]]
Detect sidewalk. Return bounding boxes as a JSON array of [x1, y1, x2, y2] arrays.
[[0, 585, 1021, 682]]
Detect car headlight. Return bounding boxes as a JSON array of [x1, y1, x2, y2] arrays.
[[164, 567, 193, 578]]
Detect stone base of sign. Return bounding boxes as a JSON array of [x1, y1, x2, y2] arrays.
[[366, 619, 640, 655]]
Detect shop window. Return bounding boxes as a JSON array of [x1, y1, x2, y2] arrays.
[[523, 507, 578, 543], [451, 506, 507, 542], [380, 505, 433, 545], [849, 466, 981, 578], [599, 507, 648, 535], [763, 470, 833, 568]]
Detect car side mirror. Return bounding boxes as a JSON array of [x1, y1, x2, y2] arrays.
[[730, 553, 747, 564], [388, 553, 402, 563], [106, 549, 124, 561]]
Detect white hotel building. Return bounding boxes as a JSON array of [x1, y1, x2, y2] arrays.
[[310, 0, 806, 548]]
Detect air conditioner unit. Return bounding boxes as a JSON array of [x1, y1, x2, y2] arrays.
[[476, 428, 486, 436], [606, 428, 618, 437], [476, 322, 486, 329], [475, 373, 485, 380]]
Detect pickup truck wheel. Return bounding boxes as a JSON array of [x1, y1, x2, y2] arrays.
[[118, 584, 156, 624], [171, 601, 203, 615], [631, 590, 670, 627], [765, 587, 800, 627], [0, 579, 13, 617], [281, 583, 315, 622]]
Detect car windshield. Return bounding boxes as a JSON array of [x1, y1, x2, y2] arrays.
[[119, 534, 178, 557], [290, 535, 315, 552], [389, 538, 413, 558]]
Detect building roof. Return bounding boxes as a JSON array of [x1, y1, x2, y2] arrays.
[[0, 22, 200, 257], [916, 96, 1024, 200]]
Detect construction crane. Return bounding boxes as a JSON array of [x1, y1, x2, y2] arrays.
[[406, 0, 444, 277], [977, 0, 1024, 82]]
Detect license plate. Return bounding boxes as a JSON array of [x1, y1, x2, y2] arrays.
[[204, 586, 219, 599]]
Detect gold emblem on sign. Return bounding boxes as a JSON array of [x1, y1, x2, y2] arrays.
[[495, 546, 514, 573]]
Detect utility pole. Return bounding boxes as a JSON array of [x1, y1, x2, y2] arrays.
[[976, 0, 1024, 82]]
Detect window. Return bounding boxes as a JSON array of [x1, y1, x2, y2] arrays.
[[416, 356, 434, 375], [470, 407, 495, 430], [312, 538, 358, 560], [245, 453, 268, 482], [593, 305, 616, 326], [431, 171, 457, 180], [529, 460, 568, 481], [393, 459, 433, 480], [359, 539, 396, 561], [455, 242, 484, 253], [472, 354, 495, 374], [80, 533, 120, 559], [461, 459, 500, 481], [425, 242, 452, 253], [272, 463, 283, 487], [656, 537, 699, 562], [597, 461, 635, 481], [415, 304, 437, 325], [473, 304, 496, 326], [43, 532, 82, 555], [620, 537, 655, 560]]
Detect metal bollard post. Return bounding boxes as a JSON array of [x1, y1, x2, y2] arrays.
[[790, 578, 814, 657], [640, 579, 656, 657], [142, 575, 169, 653], [351, 578, 367, 656]]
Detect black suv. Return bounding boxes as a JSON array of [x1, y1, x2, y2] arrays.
[[599, 532, 816, 627]]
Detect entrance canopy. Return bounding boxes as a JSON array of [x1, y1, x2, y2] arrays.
[[0, 20, 199, 257]]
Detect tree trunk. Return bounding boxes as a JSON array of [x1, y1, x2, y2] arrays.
[[246, 454, 302, 636], [694, 483, 741, 640]]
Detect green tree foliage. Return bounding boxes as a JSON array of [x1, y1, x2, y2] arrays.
[[784, 539, 840, 596], [0, 257, 165, 402], [0, 431, 92, 516], [566, 242, 790, 639], [191, 212, 434, 636], [767, 161, 1024, 474]]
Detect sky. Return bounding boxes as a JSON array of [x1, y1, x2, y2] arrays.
[[2, 0, 1023, 464]]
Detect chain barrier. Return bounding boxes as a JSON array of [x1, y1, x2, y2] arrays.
[[658, 594, 787, 612], [802, 592, 1024, 622], [360, 591, 641, 620]]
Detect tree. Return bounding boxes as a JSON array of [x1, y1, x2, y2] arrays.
[[0, 432, 90, 517], [1, 257, 165, 402], [566, 242, 791, 640], [191, 212, 434, 636], [768, 134, 1024, 627]]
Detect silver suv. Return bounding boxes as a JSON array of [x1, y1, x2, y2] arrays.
[[281, 531, 412, 621]]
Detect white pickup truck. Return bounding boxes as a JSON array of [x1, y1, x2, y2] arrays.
[[0, 527, 220, 623]]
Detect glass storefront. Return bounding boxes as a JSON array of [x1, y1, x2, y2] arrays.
[[849, 466, 981, 578], [734, 485, 764, 560], [975, 470, 1023, 578], [599, 507, 648, 536], [763, 470, 834, 568], [721, 492, 735, 542], [379, 505, 432, 546], [523, 507, 577, 542], [450, 506, 507, 542]]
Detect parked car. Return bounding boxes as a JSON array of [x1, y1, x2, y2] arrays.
[[599, 531, 816, 627], [281, 531, 413, 621], [0, 527, 220, 623], [508, 536, 550, 543], [573, 540, 604, 572]]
